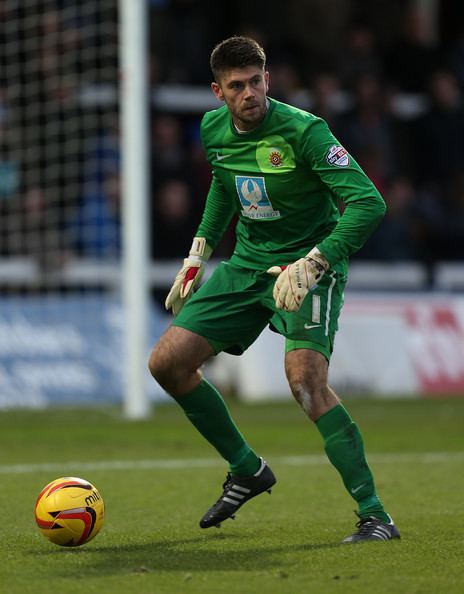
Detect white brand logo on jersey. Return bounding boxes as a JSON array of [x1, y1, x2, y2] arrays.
[[216, 152, 232, 161], [326, 145, 350, 167], [235, 176, 281, 220]]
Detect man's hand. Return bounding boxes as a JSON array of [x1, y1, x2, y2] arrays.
[[165, 237, 212, 316], [267, 247, 330, 312]]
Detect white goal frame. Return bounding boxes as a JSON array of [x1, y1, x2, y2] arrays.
[[119, 0, 151, 419]]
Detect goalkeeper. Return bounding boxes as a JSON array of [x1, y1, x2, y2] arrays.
[[149, 36, 400, 544]]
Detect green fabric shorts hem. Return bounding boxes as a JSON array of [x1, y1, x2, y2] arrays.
[[171, 319, 249, 356], [284, 338, 330, 362], [204, 336, 231, 356], [171, 319, 226, 355]]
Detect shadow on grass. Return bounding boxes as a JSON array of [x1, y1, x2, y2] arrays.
[[31, 533, 339, 575]]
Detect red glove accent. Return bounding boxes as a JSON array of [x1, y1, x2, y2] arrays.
[[182, 266, 200, 289]]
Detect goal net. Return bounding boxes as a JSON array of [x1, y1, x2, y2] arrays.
[[0, 1, 157, 409]]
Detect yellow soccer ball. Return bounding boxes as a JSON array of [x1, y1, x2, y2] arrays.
[[35, 477, 104, 547]]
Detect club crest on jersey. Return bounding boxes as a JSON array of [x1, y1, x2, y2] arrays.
[[269, 150, 283, 167], [326, 145, 350, 167], [235, 176, 281, 220]]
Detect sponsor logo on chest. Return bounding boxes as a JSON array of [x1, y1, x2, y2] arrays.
[[235, 176, 281, 220]]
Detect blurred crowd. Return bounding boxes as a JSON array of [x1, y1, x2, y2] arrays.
[[0, 0, 463, 278]]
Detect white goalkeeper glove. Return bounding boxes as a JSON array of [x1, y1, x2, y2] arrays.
[[267, 247, 330, 312], [165, 237, 212, 316]]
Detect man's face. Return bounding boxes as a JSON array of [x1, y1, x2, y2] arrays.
[[211, 66, 269, 131]]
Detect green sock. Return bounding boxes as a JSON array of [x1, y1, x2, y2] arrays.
[[173, 378, 260, 476], [316, 404, 389, 522]]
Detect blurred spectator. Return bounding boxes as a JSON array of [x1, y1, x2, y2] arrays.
[[309, 72, 347, 127], [384, 6, 444, 93], [268, 61, 304, 106], [334, 73, 397, 193], [436, 173, 464, 261], [152, 114, 188, 183], [286, 0, 352, 76], [413, 70, 464, 186], [150, 0, 212, 83], [0, 123, 22, 258], [356, 177, 423, 261], [447, 27, 464, 91], [10, 186, 70, 269], [410, 172, 464, 266], [0, 124, 20, 204], [336, 24, 383, 87], [151, 177, 197, 259], [185, 120, 212, 207], [67, 120, 121, 259], [67, 171, 121, 259]]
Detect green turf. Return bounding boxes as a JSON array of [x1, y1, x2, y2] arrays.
[[0, 397, 463, 594]]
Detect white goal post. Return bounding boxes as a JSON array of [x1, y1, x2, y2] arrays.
[[119, 0, 151, 419]]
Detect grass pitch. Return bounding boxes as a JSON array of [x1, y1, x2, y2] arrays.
[[0, 397, 463, 594]]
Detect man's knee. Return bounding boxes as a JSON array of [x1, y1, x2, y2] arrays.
[[288, 375, 339, 420], [148, 341, 175, 390], [148, 326, 214, 395], [147, 345, 164, 381]]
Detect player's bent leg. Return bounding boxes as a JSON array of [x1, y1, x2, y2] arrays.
[[148, 325, 214, 396], [284, 348, 339, 421], [284, 348, 399, 543], [149, 326, 271, 528]]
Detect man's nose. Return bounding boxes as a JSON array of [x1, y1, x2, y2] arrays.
[[243, 84, 255, 99]]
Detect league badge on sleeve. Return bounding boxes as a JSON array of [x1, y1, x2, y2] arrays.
[[326, 145, 350, 167]]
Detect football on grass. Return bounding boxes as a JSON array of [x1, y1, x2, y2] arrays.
[[35, 477, 104, 547]]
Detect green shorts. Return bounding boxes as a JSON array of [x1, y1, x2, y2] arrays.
[[172, 261, 347, 361]]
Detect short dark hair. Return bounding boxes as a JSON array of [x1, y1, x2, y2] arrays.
[[210, 36, 266, 81]]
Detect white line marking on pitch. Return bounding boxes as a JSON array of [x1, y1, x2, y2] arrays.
[[0, 452, 463, 475]]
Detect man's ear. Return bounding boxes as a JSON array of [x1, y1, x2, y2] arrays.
[[211, 81, 224, 101], [264, 71, 270, 92]]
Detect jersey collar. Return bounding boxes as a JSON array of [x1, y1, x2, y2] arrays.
[[230, 98, 274, 137]]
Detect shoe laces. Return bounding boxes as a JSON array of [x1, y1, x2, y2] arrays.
[[221, 473, 233, 493], [354, 514, 380, 535]]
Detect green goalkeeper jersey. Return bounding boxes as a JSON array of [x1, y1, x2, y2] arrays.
[[196, 97, 385, 270]]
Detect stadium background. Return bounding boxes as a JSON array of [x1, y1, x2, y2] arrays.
[[1, 4, 464, 593], [0, 0, 464, 411]]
